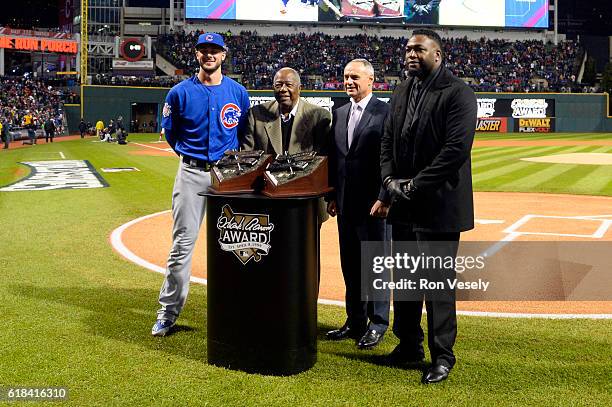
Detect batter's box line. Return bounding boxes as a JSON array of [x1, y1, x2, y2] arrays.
[[480, 214, 612, 258], [504, 214, 612, 239]]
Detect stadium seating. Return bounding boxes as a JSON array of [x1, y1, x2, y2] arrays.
[[154, 30, 584, 92], [0, 76, 72, 137]]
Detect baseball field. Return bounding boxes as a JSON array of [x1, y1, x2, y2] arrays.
[[1, 132, 611, 406]]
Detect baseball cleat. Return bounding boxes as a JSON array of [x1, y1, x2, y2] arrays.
[[151, 319, 175, 337]]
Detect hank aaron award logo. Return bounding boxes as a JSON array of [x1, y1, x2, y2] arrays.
[[217, 204, 275, 265], [220, 103, 241, 129]]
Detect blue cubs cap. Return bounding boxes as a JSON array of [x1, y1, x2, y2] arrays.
[[196, 32, 226, 50]]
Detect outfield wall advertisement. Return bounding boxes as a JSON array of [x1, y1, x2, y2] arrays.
[[477, 97, 555, 133], [515, 117, 555, 133], [186, 0, 549, 29], [80, 87, 611, 134], [476, 117, 509, 133]]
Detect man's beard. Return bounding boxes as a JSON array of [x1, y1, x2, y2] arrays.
[[200, 60, 222, 73], [407, 68, 420, 77], [407, 64, 432, 79]]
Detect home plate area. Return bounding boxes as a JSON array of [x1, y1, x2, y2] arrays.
[[112, 192, 612, 316]]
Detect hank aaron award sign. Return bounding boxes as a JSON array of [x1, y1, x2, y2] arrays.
[[216, 204, 275, 265]]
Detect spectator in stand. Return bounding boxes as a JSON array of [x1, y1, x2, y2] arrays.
[[153, 31, 582, 92], [55, 115, 63, 135], [23, 111, 33, 127], [1, 76, 69, 140], [92, 74, 179, 88]]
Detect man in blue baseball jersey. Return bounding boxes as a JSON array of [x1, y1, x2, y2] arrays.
[[152, 32, 250, 337]]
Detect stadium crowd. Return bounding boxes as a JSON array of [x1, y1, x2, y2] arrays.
[[0, 76, 69, 140], [92, 74, 178, 88], [155, 31, 583, 92]]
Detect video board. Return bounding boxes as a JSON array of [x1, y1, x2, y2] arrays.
[[186, 0, 549, 29]]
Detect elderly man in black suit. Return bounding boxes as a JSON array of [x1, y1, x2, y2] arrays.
[[326, 59, 391, 349], [380, 29, 477, 384]]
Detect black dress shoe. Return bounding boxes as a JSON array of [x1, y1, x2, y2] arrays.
[[385, 345, 425, 366], [357, 329, 384, 349], [326, 325, 362, 341], [422, 364, 450, 384]]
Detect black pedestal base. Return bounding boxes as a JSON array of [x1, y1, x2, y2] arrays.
[[205, 193, 320, 375], [208, 340, 317, 376]]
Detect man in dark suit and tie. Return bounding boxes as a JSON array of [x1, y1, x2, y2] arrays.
[[326, 59, 391, 349], [380, 29, 477, 384]]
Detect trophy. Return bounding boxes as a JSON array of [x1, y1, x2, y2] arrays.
[[209, 150, 274, 194], [262, 151, 331, 198]]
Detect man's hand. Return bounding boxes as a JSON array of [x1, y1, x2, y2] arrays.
[[327, 200, 337, 217], [370, 200, 389, 218], [385, 178, 411, 201]]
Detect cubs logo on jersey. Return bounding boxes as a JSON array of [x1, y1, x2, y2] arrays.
[[220, 103, 241, 129]]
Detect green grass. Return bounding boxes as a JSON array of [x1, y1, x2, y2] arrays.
[[1, 133, 611, 406], [474, 132, 612, 141], [472, 133, 612, 195]]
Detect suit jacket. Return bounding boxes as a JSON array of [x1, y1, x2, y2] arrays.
[[241, 98, 331, 155], [380, 66, 477, 232], [329, 96, 389, 222], [241, 97, 332, 223]]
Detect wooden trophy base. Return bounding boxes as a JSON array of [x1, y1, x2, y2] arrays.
[[262, 154, 331, 198], [210, 151, 274, 194]]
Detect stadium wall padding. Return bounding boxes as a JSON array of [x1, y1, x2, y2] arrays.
[[81, 86, 612, 133], [64, 105, 81, 133], [81, 86, 170, 133]]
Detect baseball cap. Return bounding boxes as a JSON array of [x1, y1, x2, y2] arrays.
[[196, 32, 226, 50]]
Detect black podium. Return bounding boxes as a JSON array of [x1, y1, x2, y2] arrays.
[[204, 192, 319, 375]]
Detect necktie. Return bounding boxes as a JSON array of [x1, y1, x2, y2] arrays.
[[347, 104, 361, 148], [407, 81, 422, 124]]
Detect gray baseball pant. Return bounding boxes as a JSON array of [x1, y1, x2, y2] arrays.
[[157, 161, 211, 322]]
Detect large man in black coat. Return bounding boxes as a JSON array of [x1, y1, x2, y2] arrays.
[[380, 29, 477, 384], [326, 59, 391, 349]]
